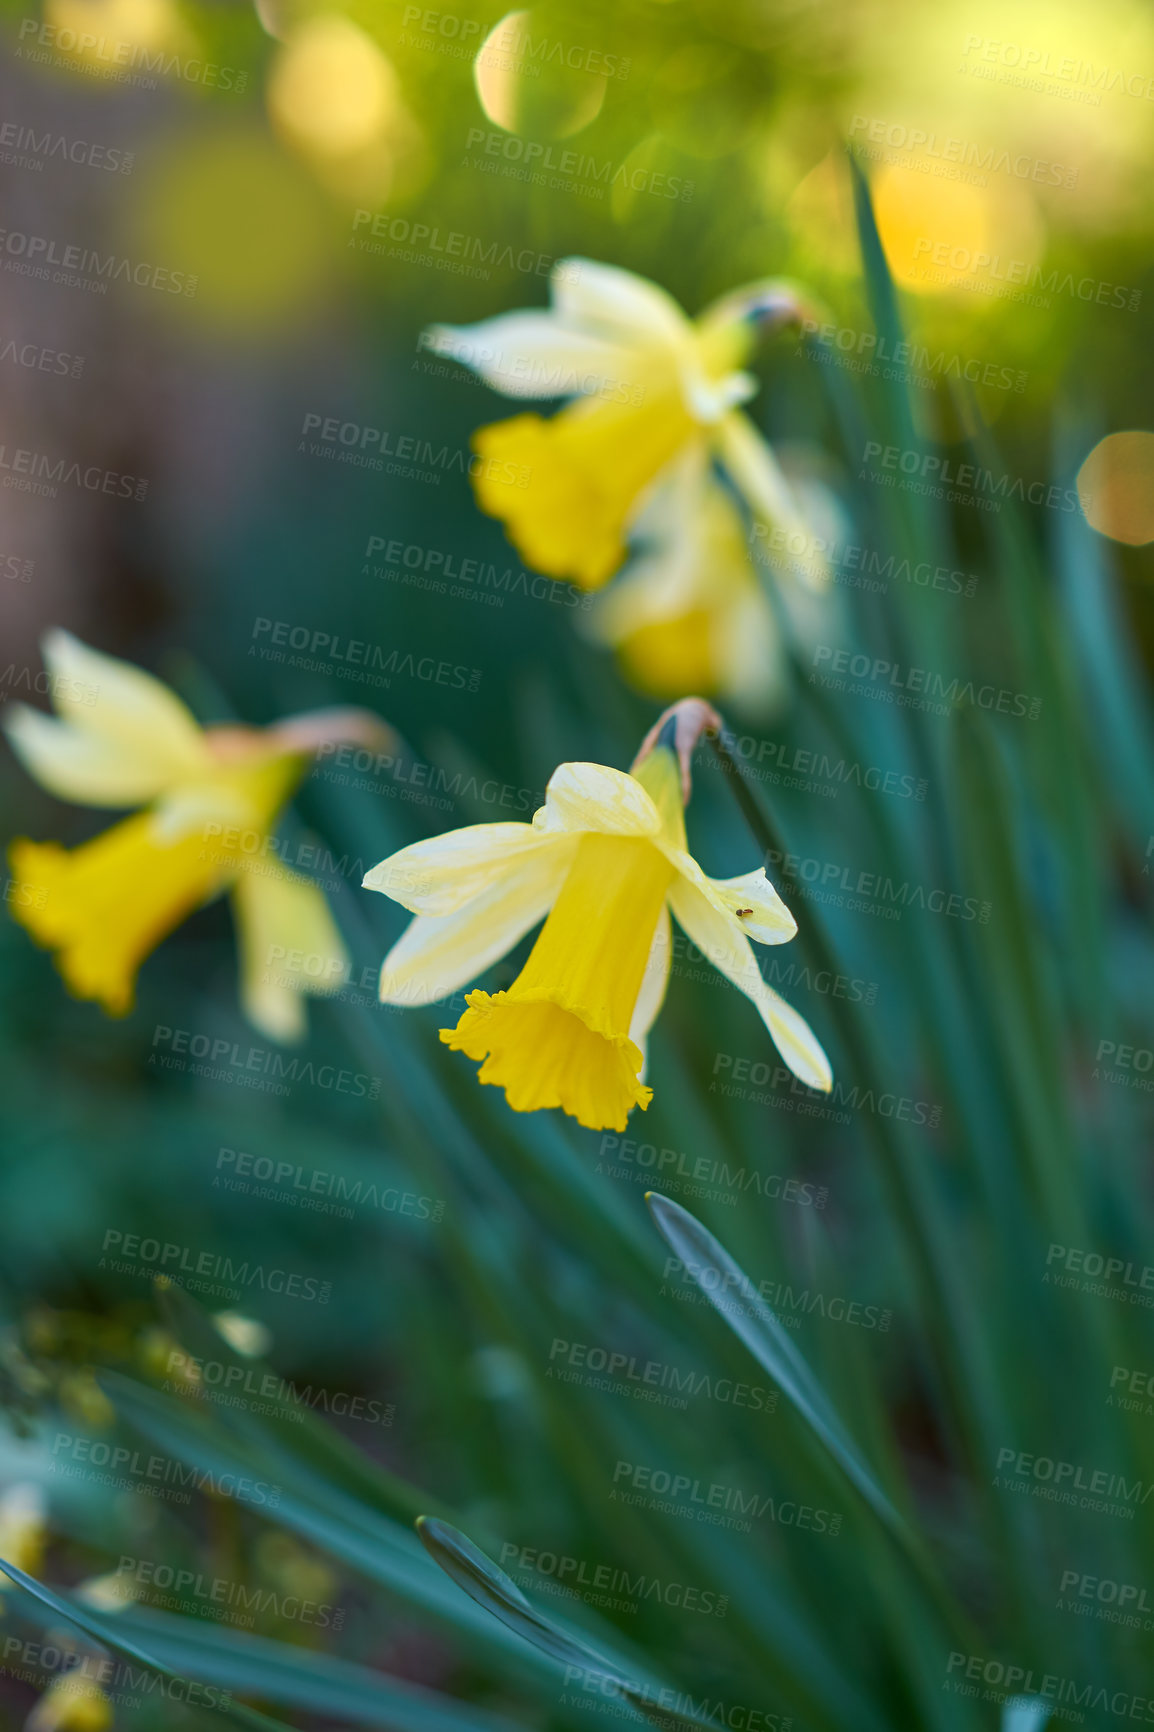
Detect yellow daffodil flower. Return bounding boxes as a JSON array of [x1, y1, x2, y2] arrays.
[[587, 447, 785, 713], [4, 631, 389, 1040], [589, 444, 845, 713], [425, 258, 822, 590], [364, 702, 830, 1132]]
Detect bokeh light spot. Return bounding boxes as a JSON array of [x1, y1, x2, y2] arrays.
[[132, 129, 334, 334], [474, 9, 608, 139], [44, 0, 188, 68], [1077, 431, 1154, 545], [268, 15, 397, 160], [871, 163, 1044, 302]]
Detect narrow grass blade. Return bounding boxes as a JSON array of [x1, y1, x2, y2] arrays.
[[0, 1558, 292, 1731], [417, 1517, 719, 1732]]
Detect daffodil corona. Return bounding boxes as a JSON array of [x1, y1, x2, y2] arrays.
[[5, 631, 388, 1040], [364, 704, 830, 1132]]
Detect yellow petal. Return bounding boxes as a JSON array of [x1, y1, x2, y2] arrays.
[[716, 410, 815, 545], [590, 450, 783, 711], [231, 860, 350, 1042], [8, 816, 227, 1016], [471, 391, 693, 589], [667, 874, 831, 1091], [364, 821, 561, 915], [445, 993, 651, 1133], [440, 830, 673, 1130], [380, 845, 571, 1006], [40, 629, 209, 783], [551, 258, 691, 345], [2, 705, 195, 809], [426, 312, 636, 399], [665, 859, 796, 947], [629, 902, 672, 1075], [532, 761, 662, 839]]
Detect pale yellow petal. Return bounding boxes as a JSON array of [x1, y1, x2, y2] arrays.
[[532, 762, 662, 838], [551, 258, 691, 345], [380, 846, 570, 1006], [629, 901, 672, 1074], [363, 822, 564, 915], [2, 704, 182, 807], [667, 875, 831, 1091], [716, 411, 814, 543], [232, 861, 350, 1042], [672, 862, 797, 947], [41, 630, 209, 782], [425, 314, 636, 399]]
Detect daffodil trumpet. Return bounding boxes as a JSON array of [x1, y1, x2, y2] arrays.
[[4, 631, 392, 1040], [424, 258, 827, 594], [364, 698, 831, 1133]]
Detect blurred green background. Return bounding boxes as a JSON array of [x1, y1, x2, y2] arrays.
[[1, 0, 1154, 1727]]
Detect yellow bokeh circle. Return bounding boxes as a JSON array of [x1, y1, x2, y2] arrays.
[[1077, 432, 1154, 546]]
